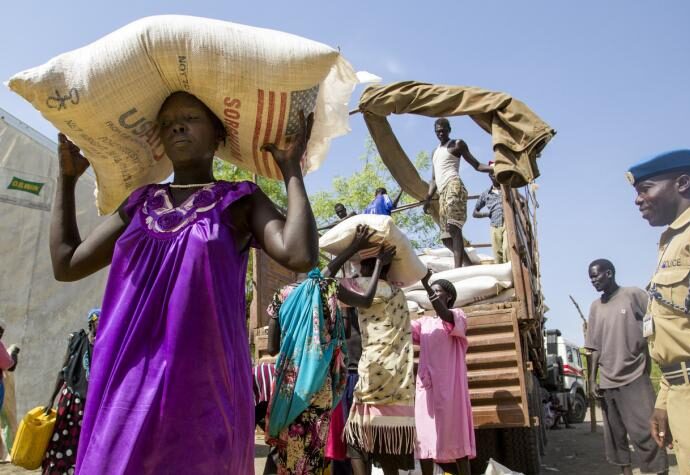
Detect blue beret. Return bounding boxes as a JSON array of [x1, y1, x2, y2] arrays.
[[626, 150, 690, 185]]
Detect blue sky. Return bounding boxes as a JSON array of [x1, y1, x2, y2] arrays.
[[3, 1, 689, 344]]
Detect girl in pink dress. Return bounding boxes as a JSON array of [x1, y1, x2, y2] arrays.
[[411, 272, 475, 475]]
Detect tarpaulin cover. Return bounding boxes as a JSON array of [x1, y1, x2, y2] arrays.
[[358, 81, 555, 196], [0, 108, 107, 417]]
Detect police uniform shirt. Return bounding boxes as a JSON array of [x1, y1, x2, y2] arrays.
[[648, 206, 690, 408]]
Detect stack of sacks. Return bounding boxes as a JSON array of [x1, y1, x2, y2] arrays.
[[8, 15, 358, 214], [418, 247, 482, 271], [404, 262, 515, 310], [319, 214, 427, 288]]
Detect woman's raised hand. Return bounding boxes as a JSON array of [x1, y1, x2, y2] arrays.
[[57, 133, 90, 178], [421, 268, 433, 286], [261, 110, 314, 172], [350, 224, 376, 251], [376, 245, 396, 266]]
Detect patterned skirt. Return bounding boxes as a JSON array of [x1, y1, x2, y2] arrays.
[[42, 386, 84, 475], [272, 381, 333, 475]]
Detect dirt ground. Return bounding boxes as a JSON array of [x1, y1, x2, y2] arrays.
[[0, 409, 679, 474], [538, 408, 678, 475]]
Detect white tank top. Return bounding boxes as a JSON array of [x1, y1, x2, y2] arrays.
[[432, 144, 460, 191]]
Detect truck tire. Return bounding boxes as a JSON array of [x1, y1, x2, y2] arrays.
[[568, 392, 587, 424], [470, 428, 498, 474], [501, 426, 542, 475]]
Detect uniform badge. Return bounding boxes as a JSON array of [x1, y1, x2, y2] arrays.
[[643, 314, 654, 337], [625, 171, 635, 185]]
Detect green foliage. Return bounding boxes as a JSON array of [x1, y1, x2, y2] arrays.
[[310, 138, 438, 249], [213, 137, 439, 250], [213, 159, 287, 208]]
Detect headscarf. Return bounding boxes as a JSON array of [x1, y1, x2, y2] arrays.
[[87, 308, 101, 324], [267, 269, 346, 437]]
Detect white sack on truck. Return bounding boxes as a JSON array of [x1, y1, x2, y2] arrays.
[[8, 15, 358, 214], [418, 247, 480, 271], [319, 214, 426, 288], [406, 276, 511, 310], [404, 262, 513, 292]]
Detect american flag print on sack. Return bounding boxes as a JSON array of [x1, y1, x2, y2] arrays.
[[252, 85, 319, 178]]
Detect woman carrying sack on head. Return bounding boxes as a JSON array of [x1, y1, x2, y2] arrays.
[[323, 225, 414, 475], [51, 91, 318, 475], [265, 270, 347, 474], [42, 309, 100, 475]]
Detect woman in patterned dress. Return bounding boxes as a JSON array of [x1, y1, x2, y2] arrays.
[[265, 275, 347, 475], [42, 309, 100, 475], [323, 225, 414, 475]]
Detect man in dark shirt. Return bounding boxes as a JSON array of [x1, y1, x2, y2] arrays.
[[473, 170, 507, 263], [585, 259, 668, 475], [319, 203, 356, 232]]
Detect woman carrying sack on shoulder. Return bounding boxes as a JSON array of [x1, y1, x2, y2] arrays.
[[42, 309, 99, 475], [412, 273, 475, 475], [324, 225, 414, 475], [265, 270, 347, 474], [51, 91, 318, 475]]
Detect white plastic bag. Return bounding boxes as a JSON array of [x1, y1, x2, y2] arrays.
[[484, 458, 524, 475], [8, 15, 358, 214]]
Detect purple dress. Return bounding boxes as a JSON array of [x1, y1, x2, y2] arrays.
[[76, 181, 257, 475]]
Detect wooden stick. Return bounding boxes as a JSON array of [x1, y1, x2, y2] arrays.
[[570, 295, 596, 433]]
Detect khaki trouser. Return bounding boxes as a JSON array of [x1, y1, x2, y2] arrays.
[[490, 225, 508, 264], [668, 382, 690, 474]]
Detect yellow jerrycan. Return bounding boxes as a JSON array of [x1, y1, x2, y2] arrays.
[[11, 406, 57, 469]]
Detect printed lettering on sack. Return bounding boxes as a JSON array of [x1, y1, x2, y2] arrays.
[[117, 108, 166, 161], [46, 88, 80, 111], [223, 97, 242, 161], [177, 56, 190, 90]]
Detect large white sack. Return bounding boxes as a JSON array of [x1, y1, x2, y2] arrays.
[[8, 15, 358, 214], [418, 254, 454, 273], [319, 214, 426, 288], [405, 262, 513, 292], [481, 288, 516, 305], [422, 247, 453, 258], [418, 247, 479, 270], [405, 276, 511, 310]]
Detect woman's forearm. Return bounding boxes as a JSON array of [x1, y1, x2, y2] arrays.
[[278, 162, 318, 270], [360, 260, 384, 302], [422, 280, 454, 322], [323, 244, 358, 278], [50, 176, 82, 280], [267, 318, 281, 356]]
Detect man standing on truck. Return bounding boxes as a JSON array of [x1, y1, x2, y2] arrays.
[[628, 150, 690, 473], [585, 259, 668, 475], [364, 187, 403, 216], [423, 118, 491, 268], [473, 165, 508, 263]]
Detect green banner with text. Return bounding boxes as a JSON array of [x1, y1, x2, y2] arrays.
[[7, 176, 45, 196]]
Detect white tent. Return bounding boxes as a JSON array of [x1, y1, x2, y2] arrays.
[[0, 107, 107, 416]]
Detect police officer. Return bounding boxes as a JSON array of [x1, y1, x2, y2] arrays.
[[628, 150, 690, 474]]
